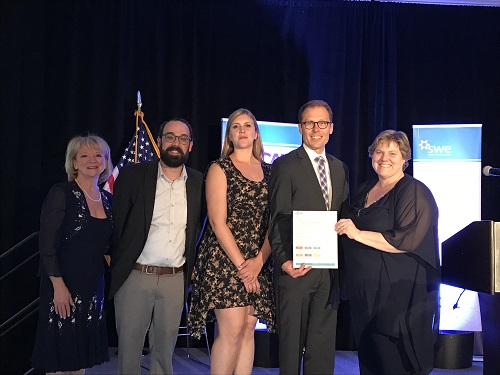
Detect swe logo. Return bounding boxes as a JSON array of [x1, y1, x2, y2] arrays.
[[418, 140, 452, 155]]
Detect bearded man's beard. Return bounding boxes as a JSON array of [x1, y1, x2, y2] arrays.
[[160, 145, 189, 168]]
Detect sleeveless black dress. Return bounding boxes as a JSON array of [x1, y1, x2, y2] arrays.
[[188, 157, 275, 338]]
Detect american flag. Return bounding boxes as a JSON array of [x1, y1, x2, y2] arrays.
[[104, 110, 160, 194]]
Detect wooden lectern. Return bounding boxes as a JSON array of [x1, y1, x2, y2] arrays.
[[441, 220, 500, 375]]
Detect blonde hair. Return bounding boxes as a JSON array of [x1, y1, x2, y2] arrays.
[[221, 108, 264, 161], [65, 134, 113, 184], [368, 129, 412, 170]]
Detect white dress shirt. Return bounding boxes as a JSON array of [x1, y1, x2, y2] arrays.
[[136, 162, 188, 267]]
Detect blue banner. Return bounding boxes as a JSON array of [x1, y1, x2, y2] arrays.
[[412, 123, 483, 332], [413, 124, 482, 162]]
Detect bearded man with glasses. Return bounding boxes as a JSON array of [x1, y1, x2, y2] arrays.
[[109, 118, 203, 375]]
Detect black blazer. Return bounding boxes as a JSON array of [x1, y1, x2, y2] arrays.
[[108, 161, 203, 299], [269, 146, 349, 306]]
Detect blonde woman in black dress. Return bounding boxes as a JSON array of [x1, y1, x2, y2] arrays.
[[189, 109, 275, 375], [31, 135, 113, 375]]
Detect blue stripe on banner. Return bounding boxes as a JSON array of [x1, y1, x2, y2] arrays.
[[413, 124, 482, 161]]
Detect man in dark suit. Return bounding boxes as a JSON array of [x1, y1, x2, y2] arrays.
[[269, 100, 349, 374], [109, 118, 203, 375]]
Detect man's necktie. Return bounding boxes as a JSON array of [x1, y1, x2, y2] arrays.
[[314, 156, 329, 210]]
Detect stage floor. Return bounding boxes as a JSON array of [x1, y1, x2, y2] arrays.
[[79, 347, 484, 375]]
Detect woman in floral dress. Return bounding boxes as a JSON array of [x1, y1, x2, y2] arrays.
[[188, 108, 275, 375]]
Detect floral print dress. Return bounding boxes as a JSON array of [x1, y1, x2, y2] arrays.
[[188, 157, 275, 338]]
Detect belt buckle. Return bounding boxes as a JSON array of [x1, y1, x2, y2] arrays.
[[144, 265, 155, 275]]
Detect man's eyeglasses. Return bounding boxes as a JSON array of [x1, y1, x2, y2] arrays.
[[161, 133, 192, 145], [300, 121, 331, 130]]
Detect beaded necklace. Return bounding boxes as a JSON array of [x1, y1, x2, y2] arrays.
[[75, 179, 101, 202]]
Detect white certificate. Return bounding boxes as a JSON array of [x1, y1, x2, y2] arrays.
[[292, 210, 338, 269]]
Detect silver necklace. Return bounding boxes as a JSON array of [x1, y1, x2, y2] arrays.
[[75, 180, 101, 202]]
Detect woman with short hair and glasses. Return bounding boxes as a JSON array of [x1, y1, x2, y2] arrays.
[[188, 108, 275, 375], [336, 130, 440, 375]]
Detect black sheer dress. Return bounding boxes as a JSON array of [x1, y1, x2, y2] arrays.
[[31, 181, 112, 372], [342, 174, 440, 375]]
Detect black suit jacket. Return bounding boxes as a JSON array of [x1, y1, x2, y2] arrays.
[[108, 160, 203, 299], [269, 146, 349, 307]]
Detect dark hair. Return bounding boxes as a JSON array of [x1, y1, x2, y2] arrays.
[[368, 129, 412, 170], [158, 118, 194, 140], [298, 100, 333, 123]]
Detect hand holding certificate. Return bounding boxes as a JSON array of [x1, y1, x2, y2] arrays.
[[292, 210, 338, 268]]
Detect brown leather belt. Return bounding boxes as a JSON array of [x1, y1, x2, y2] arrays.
[[133, 263, 183, 275]]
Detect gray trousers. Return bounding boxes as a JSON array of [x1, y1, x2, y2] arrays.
[[114, 269, 184, 375]]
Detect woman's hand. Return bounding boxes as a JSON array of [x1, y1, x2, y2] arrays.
[[243, 278, 261, 294], [335, 219, 361, 240], [237, 257, 263, 284], [336, 219, 405, 253], [51, 277, 74, 319]]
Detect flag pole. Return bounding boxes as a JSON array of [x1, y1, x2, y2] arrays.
[[103, 91, 159, 194], [137, 90, 142, 112], [133, 91, 142, 163], [135, 91, 160, 158]]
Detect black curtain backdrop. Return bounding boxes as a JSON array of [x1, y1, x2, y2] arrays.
[[1, 0, 500, 372]]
